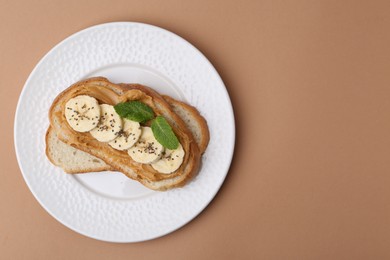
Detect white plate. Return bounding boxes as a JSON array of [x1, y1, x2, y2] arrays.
[[14, 22, 235, 242]]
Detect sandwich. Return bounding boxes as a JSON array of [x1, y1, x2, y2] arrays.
[[46, 77, 209, 191]]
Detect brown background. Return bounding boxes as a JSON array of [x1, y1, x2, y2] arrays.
[[1, 0, 390, 259]]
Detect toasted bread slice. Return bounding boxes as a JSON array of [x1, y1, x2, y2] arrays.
[[48, 77, 208, 190], [46, 126, 111, 173], [46, 95, 209, 173]]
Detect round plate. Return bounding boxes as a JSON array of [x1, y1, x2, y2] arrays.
[[14, 22, 235, 242]]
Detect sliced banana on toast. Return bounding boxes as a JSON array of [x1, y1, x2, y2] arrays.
[[151, 144, 185, 174], [108, 119, 142, 150], [90, 104, 122, 142], [64, 95, 101, 132], [128, 127, 164, 164]]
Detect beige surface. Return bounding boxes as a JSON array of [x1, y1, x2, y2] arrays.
[[2, 0, 390, 259]]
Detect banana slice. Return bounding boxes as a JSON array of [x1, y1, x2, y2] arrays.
[[128, 127, 164, 164], [90, 104, 122, 142], [64, 95, 101, 132], [108, 119, 142, 150], [151, 143, 185, 174]]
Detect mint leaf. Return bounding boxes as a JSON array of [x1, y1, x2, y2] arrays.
[[151, 116, 179, 149], [114, 101, 154, 123]]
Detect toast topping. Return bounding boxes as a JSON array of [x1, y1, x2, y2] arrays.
[[90, 104, 123, 142], [114, 101, 154, 123], [128, 127, 164, 164], [151, 143, 185, 174], [64, 95, 101, 132], [151, 116, 179, 150], [108, 119, 141, 150], [62, 91, 186, 175]]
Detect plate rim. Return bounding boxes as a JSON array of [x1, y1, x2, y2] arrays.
[[14, 21, 236, 243]]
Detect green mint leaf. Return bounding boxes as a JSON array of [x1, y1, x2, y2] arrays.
[[114, 101, 154, 123], [151, 116, 179, 149]]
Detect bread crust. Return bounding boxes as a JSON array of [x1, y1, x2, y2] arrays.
[[162, 95, 210, 154], [48, 77, 203, 190]]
